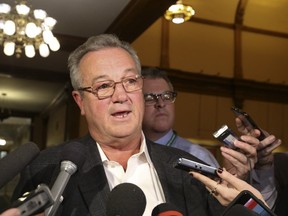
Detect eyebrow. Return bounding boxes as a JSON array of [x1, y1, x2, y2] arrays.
[[90, 68, 138, 83]]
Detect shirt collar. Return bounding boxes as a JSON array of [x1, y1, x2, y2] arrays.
[[97, 131, 154, 166], [155, 129, 174, 145]]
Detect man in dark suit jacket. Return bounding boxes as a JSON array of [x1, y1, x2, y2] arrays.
[[12, 34, 225, 215], [12, 134, 225, 216]]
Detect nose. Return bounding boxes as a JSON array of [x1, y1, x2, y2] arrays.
[[111, 82, 128, 103], [154, 96, 165, 108]]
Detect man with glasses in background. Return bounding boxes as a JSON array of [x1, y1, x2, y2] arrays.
[[142, 67, 219, 167]]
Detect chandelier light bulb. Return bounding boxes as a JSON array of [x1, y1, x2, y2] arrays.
[[3, 41, 15, 56], [3, 20, 16, 35], [0, 138, 6, 146], [16, 4, 30, 15], [172, 14, 185, 24], [39, 43, 50, 57], [43, 29, 54, 44], [0, 3, 11, 14], [25, 44, 35, 58], [44, 17, 57, 29], [0, 20, 4, 29], [34, 9, 47, 20], [48, 37, 60, 51], [25, 22, 38, 38]]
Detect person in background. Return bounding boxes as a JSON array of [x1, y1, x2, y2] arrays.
[[12, 34, 228, 216], [141, 67, 259, 180], [142, 67, 218, 167]]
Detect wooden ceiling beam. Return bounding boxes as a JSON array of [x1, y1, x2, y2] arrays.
[[106, 0, 177, 43]]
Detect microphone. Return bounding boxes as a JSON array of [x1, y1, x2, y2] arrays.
[[106, 183, 146, 216], [0, 142, 40, 189], [152, 203, 183, 216], [222, 204, 259, 216], [45, 142, 86, 216]]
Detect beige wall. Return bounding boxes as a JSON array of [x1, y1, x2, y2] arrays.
[[132, 18, 288, 154]]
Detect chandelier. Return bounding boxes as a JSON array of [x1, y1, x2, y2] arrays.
[[0, 0, 60, 58], [164, 0, 195, 24]]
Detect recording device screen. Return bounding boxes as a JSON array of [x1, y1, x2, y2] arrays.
[[227, 190, 276, 216], [213, 125, 239, 150]]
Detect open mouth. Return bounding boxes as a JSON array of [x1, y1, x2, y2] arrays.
[[112, 111, 131, 118]]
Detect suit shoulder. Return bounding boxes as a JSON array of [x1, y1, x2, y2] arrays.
[[149, 140, 205, 163]]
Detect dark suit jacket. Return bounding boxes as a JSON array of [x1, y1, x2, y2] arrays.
[[12, 134, 225, 216], [273, 152, 288, 216]]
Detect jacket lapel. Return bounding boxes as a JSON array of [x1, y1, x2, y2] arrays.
[[77, 135, 111, 216]]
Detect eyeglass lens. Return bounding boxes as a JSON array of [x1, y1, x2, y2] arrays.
[[144, 91, 177, 105], [92, 75, 143, 99]]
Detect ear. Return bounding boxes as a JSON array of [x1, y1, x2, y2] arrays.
[[72, 90, 85, 115]]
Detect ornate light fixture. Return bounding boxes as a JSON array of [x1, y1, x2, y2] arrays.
[[164, 0, 195, 24], [0, 0, 60, 58]]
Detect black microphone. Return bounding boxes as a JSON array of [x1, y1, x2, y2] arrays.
[[152, 203, 183, 216], [222, 204, 259, 216], [45, 142, 86, 216], [0, 142, 40, 189], [106, 183, 146, 216]]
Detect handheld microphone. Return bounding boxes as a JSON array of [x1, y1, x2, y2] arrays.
[[106, 183, 146, 216], [222, 204, 259, 216], [152, 203, 183, 216], [0, 142, 40, 189], [45, 142, 86, 216]]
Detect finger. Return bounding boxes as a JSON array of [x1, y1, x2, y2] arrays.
[[258, 137, 281, 152], [216, 168, 250, 191], [239, 135, 260, 148], [221, 147, 249, 165], [258, 141, 280, 158], [189, 171, 220, 191], [235, 117, 247, 133], [0, 208, 20, 216]]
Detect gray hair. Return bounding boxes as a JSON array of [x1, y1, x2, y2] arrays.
[[141, 67, 174, 91], [68, 34, 141, 89]]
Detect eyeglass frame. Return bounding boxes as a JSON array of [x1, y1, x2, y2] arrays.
[[77, 75, 144, 100], [144, 91, 177, 105]]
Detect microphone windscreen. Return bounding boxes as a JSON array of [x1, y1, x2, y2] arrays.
[[106, 183, 146, 216], [222, 204, 259, 216], [152, 203, 183, 216], [60, 142, 86, 169], [0, 142, 40, 188]]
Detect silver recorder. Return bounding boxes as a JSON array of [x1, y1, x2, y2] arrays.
[[213, 125, 239, 149]]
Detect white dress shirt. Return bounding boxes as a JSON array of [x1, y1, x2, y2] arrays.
[[97, 132, 165, 216]]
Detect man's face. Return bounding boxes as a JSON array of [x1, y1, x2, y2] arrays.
[[142, 78, 175, 135], [72, 48, 144, 143]]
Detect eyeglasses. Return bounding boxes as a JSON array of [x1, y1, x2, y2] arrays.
[[144, 91, 177, 105], [78, 75, 143, 99]]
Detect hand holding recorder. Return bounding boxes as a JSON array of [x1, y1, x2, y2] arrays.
[[190, 168, 268, 208], [232, 107, 281, 169], [213, 124, 259, 180]]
